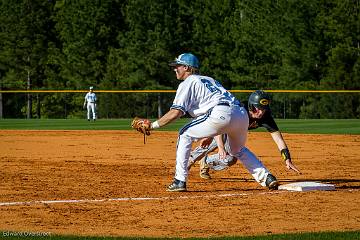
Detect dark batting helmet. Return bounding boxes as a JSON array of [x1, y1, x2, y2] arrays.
[[248, 90, 271, 111]]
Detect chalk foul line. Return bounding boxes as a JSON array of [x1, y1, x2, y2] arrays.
[[0, 191, 281, 207], [1, 189, 357, 207]]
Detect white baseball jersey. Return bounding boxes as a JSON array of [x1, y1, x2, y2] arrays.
[[85, 92, 97, 103], [170, 75, 240, 117]]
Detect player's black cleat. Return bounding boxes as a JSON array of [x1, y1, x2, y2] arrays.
[[266, 174, 279, 190], [167, 179, 187, 192]]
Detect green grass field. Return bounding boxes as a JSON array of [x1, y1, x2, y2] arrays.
[[1, 118, 359, 239], [0, 118, 359, 134]]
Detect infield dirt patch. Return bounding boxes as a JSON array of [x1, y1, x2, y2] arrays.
[[1, 130, 359, 237]]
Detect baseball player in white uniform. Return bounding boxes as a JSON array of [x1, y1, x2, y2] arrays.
[[83, 86, 97, 121], [148, 53, 278, 192]]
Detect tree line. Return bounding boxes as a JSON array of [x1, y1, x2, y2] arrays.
[[0, 0, 359, 119]]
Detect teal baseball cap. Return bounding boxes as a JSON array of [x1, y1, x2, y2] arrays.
[[169, 53, 199, 69]]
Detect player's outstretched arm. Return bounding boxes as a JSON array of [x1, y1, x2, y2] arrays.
[[151, 109, 183, 129], [271, 131, 301, 174]]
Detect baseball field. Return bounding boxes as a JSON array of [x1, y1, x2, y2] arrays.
[[1, 119, 359, 239]]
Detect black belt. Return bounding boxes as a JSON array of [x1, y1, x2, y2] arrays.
[[217, 102, 230, 107]]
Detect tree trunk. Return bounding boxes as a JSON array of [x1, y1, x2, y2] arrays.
[[27, 93, 32, 119], [157, 94, 162, 118], [27, 69, 32, 119], [36, 94, 41, 118]]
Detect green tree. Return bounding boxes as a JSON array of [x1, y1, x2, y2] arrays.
[[103, 0, 177, 117], [0, 0, 55, 118], [317, 0, 360, 90], [45, 0, 125, 118], [52, 0, 123, 89]]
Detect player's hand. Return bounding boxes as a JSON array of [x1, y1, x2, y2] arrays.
[[285, 159, 301, 174], [199, 137, 213, 148], [217, 147, 227, 160]]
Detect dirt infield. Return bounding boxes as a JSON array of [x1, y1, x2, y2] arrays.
[[1, 130, 359, 238]]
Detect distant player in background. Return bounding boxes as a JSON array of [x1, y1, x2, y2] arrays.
[[188, 90, 301, 179], [83, 86, 97, 121]]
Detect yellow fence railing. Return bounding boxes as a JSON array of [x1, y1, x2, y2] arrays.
[[0, 90, 359, 93]]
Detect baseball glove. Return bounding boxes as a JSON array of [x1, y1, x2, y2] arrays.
[[131, 117, 151, 136]]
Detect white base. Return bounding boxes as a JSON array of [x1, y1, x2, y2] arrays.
[[278, 181, 335, 192]]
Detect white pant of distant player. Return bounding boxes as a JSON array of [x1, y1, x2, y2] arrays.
[[87, 102, 96, 120], [175, 104, 270, 187]]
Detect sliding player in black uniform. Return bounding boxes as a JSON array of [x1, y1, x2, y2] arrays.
[[188, 90, 301, 180]]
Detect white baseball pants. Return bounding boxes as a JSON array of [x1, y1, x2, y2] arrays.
[[87, 102, 96, 120], [175, 104, 270, 187]]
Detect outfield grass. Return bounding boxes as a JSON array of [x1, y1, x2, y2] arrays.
[[274, 119, 360, 134], [0, 118, 359, 134], [0, 230, 359, 240]]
